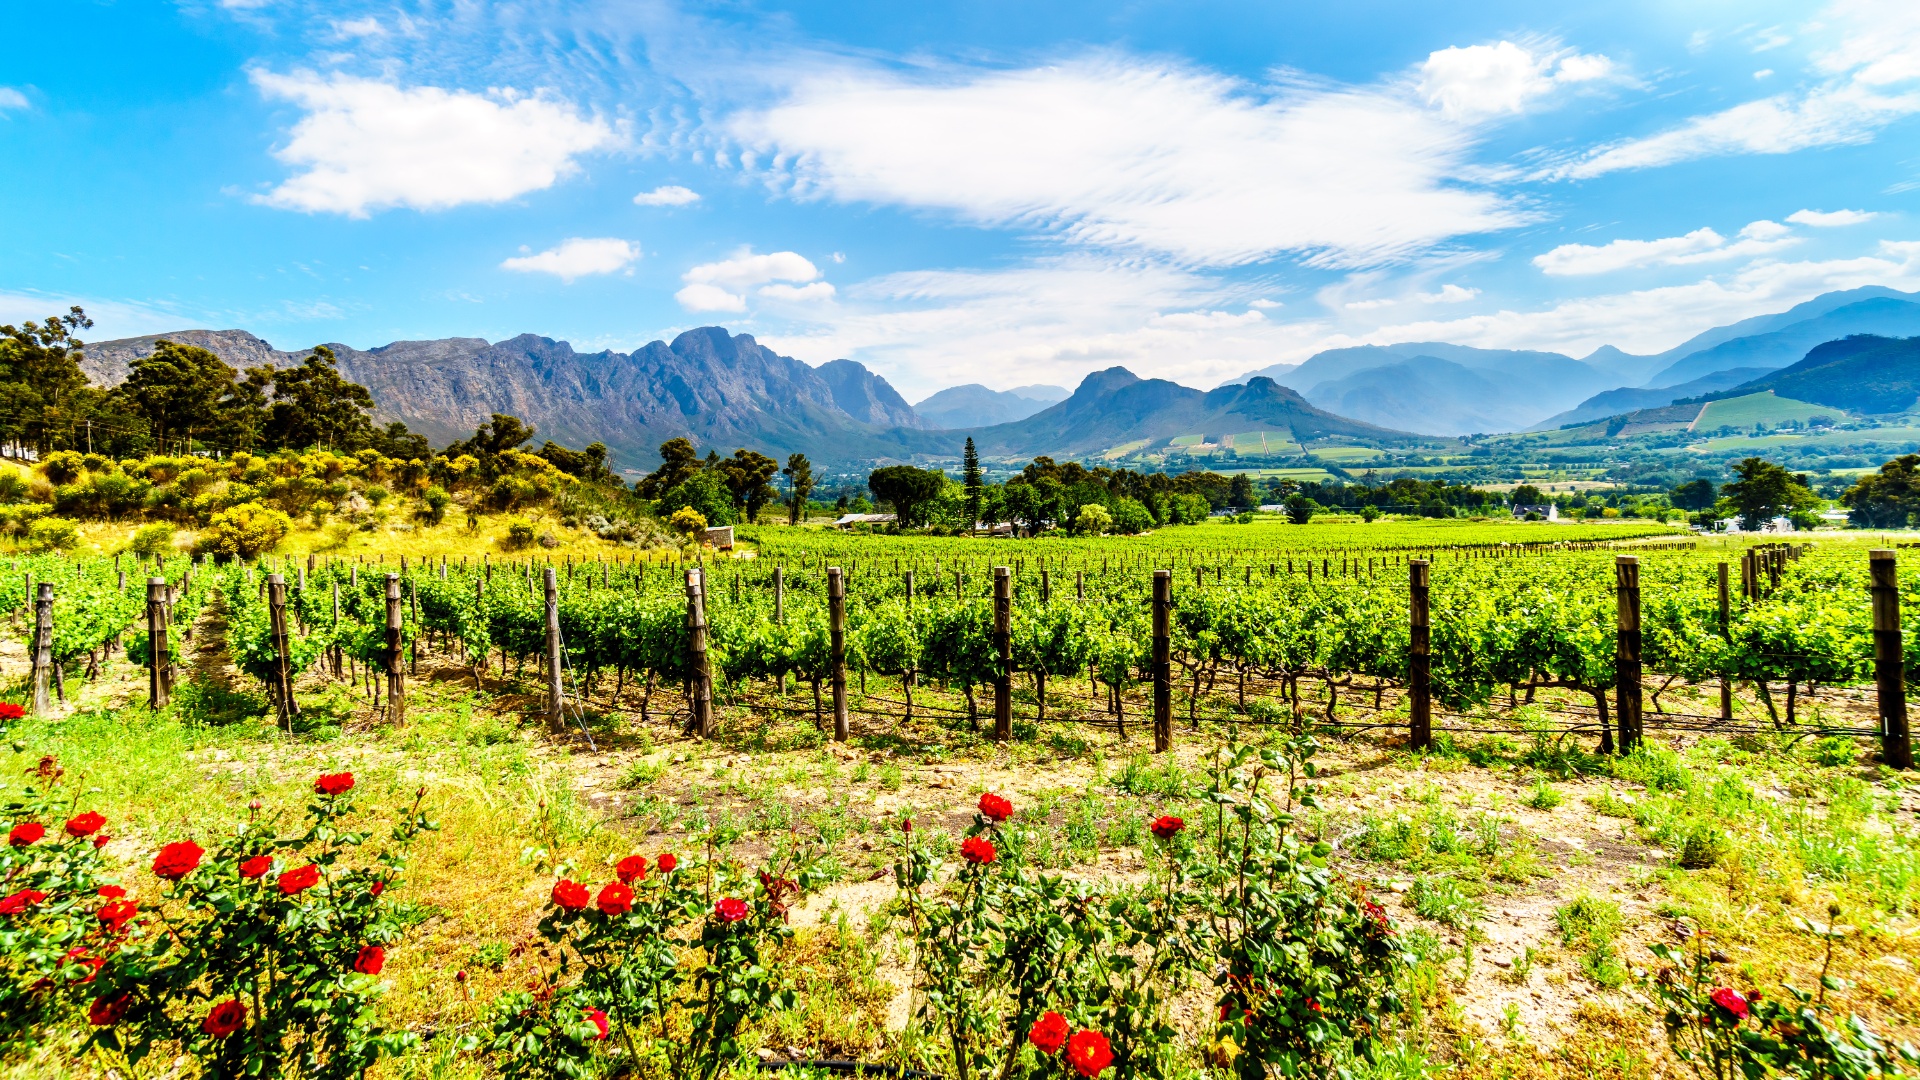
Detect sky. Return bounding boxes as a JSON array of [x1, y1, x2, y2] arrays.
[[3, 0, 1920, 401]]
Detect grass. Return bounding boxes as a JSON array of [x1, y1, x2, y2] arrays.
[[1693, 391, 1847, 430]]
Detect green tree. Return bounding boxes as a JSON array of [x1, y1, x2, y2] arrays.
[[636, 437, 703, 499], [1511, 484, 1544, 506], [962, 437, 983, 536], [868, 464, 947, 528], [116, 339, 238, 456], [781, 453, 815, 525], [1719, 457, 1817, 531], [0, 307, 93, 454], [254, 347, 376, 451], [1284, 493, 1317, 525], [538, 440, 616, 483], [1842, 454, 1920, 528], [717, 448, 779, 523], [1228, 473, 1256, 509], [1669, 478, 1716, 511]]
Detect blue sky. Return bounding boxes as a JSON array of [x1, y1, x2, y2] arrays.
[[3, 0, 1919, 400]]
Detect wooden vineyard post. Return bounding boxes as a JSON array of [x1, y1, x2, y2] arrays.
[[30, 583, 52, 715], [1870, 550, 1912, 769], [828, 567, 848, 742], [384, 574, 406, 726], [1717, 563, 1733, 721], [1076, 570, 1085, 600], [146, 578, 170, 709], [268, 573, 297, 731], [773, 566, 787, 695], [1041, 569, 1050, 603], [543, 567, 564, 735], [993, 567, 1013, 742], [1152, 569, 1172, 753], [686, 568, 714, 738], [1615, 556, 1642, 754], [1408, 560, 1431, 751]]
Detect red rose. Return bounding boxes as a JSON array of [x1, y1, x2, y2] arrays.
[[1711, 987, 1749, 1021], [1029, 1011, 1070, 1055], [1150, 815, 1185, 840], [616, 855, 649, 884], [88, 993, 131, 1027], [278, 864, 320, 896], [597, 882, 634, 915], [0, 703, 23, 721], [585, 1007, 609, 1040], [1065, 1029, 1114, 1078], [978, 792, 1013, 822], [314, 772, 355, 795], [93, 835, 111, 849], [715, 897, 750, 923], [960, 836, 997, 865], [152, 840, 204, 880], [202, 998, 248, 1037], [9, 822, 46, 847], [551, 879, 590, 911], [65, 812, 106, 838], [353, 945, 385, 975], [63, 946, 103, 983], [369, 880, 385, 897], [97, 900, 138, 932], [656, 853, 678, 873], [0, 889, 47, 915], [97, 885, 126, 899], [239, 856, 273, 880], [901, 817, 913, 834]]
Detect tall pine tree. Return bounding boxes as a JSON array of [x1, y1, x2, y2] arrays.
[[962, 437, 983, 537]]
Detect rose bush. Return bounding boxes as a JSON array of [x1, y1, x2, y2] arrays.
[[83, 772, 434, 1080]]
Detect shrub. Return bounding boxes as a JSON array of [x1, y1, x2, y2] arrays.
[[1679, 822, 1728, 869], [0, 471, 28, 503], [37, 450, 86, 486], [195, 502, 292, 559], [1109, 496, 1153, 535], [419, 485, 452, 525], [501, 520, 537, 550], [1073, 503, 1113, 536], [1523, 780, 1563, 810], [669, 507, 708, 539], [25, 517, 77, 552], [1812, 736, 1857, 767], [128, 523, 175, 557]]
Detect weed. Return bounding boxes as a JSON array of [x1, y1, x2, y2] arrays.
[[471, 941, 509, 971], [878, 763, 902, 791], [1410, 875, 1483, 929], [1555, 894, 1626, 988], [1678, 822, 1728, 869], [1614, 746, 1692, 793], [1523, 780, 1563, 810], [617, 759, 667, 789], [1813, 736, 1859, 768]]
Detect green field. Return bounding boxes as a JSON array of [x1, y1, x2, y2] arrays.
[[1694, 425, 1920, 453], [1306, 445, 1385, 462], [1167, 433, 1206, 447], [1693, 391, 1844, 430]]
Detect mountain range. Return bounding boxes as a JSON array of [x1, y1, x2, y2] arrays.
[[79, 283, 1920, 469]]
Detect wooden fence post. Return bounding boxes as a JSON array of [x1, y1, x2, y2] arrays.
[[385, 574, 406, 726], [1615, 556, 1642, 754], [992, 567, 1013, 741], [1717, 563, 1733, 721], [1871, 550, 1912, 769], [1041, 569, 1050, 603], [268, 573, 297, 731], [686, 567, 714, 738], [146, 578, 169, 709], [30, 583, 53, 715], [1152, 569, 1172, 753], [1409, 560, 1431, 751], [545, 568, 564, 734], [828, 567, 848, 742]]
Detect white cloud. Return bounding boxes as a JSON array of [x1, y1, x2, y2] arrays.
[[633, 185, 701, 207], [1417, 41, 1615, 121], [674, 283, 747, 312], [675, 248, 822, 311], [728, 56, 1527, 268], [1755, 69, 1776, 80], [251, 70, 617, 216], [1418, 284, 1480, 303], [499, 237, 638, 282], [332, 17, 384, 39], [1249, 298, 1284, 309], [1342, 241, 1920, 359], [1544, 0, 1920, 179], [758, 282, 836, 302], [0, 88, 28, 112], [1788, 207, 1878, 226], [1532, 223, 1801, 275], [1148, 309, 1267, 330]]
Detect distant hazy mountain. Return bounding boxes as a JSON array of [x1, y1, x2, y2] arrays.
[[1220, 361, 1301, 387], [913, 383, 1069, 429], [964, 369, 1426, 457], [1277, 344, 1613, 434], [84, 327, 928, 470], [1644, 296, 1920, 387], [1723, 335, 1920, 414], [1533, 368, 1774, 430], [1578, 345, 1664, 387]]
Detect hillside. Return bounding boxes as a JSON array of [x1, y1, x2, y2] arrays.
[[962, 369, 1431, 458], [1724, 335, 1920, 414], [1535, 367, 1772, 429], [913, 383, 1068, 429], [1643, 296, 1920, 387], [1635, 285, 1917, 384], [84, 328, 927, 471]]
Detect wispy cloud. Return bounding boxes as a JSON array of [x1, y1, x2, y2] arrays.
[[1532, 222, 1799, 275], [0, 87, 29, 112], [633, 185, 700, 206], [1788, 207, 1878, 226], [500, 238, 639, 282]]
